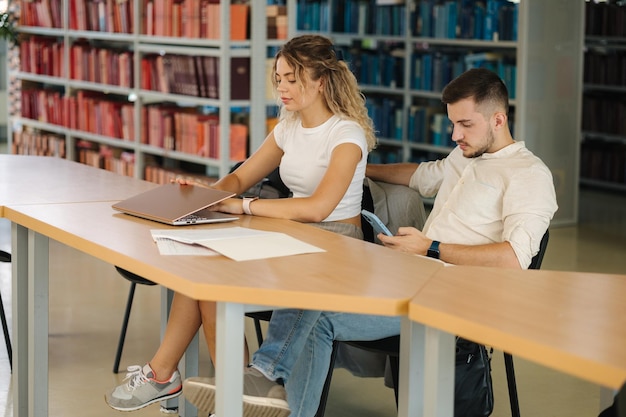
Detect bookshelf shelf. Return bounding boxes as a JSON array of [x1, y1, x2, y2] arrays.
[[69, 129, 136, 149], [68, 81, 132, 95], [291, 0, 583, 225], [408, 38, 517, 49], [580, 178, 626, 193], [16, 26, 64, 36], [138, 143, 223, 166], [11, 0, 288, 182], [583, 84, 626, 94], [15, 117, 67, 134], [16, 72, 63, 85], [67, 30, 137, 41], [582, 132, 626, 145], [407, 142, 454, 155]]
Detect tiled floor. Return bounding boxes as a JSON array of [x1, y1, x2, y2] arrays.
[[0, 182, 625, 416]]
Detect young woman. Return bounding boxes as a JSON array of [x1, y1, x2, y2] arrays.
[[105, 34, 376, 412]]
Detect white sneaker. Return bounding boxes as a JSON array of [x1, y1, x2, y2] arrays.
[[105, 364, 182, 411], [183, 367, 289, 417]]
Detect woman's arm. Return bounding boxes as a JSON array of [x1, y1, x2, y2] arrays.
[[210, 132, 284, 195], [213, 142, 362, 222]]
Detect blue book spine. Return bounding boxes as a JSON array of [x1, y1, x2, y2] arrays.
[[393, 5, 406, 36], [382, 55, 392, 86], [432, 53, 443, 92], [408, 107, 426, 143], [313, 2, 322, 31], [509, 65, 516, 100], [473, 3, 485, 39], [452, 56, 465, 80], [434, 4, 447, 38], [446, 1, 457, 39], [484, 0, 501, 41], [394, 106, 403, 140], [360, 54, 370, 85], [431, 113, 453, 147], [459, 1, 473, 39], [343, 0, 352, 33], [420, 0, 433, 37], [350, 0, 359, 33], [372, 55, 381, 85], [412, 53, 422, 90], [445, 117, 454, 147], [430, 113, 442, 146], [421, 53, 433, 91], [320, 3, 329, 31], [365, 100, 380, 137], [407, 106, 416, 142], [379, 99, 389, 138], [512, 3, 518, 41]]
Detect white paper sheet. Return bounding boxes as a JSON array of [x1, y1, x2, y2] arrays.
[[151, 226, 325, 261], [153, 237, 219, 256]]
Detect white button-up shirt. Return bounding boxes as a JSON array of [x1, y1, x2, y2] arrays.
[[409, 141, 558, 268]]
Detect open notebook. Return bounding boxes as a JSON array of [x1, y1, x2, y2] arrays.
[[112, 183, 238, 226]]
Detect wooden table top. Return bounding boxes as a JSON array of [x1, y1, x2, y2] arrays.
[[409, 265, 626, 389], [0, 155, 155, 214], [6, 200, 445, 316]]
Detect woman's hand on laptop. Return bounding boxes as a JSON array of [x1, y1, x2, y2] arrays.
[[170, 177, 211, 188], [208, 198, 246, 215]]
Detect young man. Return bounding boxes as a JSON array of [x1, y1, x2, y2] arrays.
[[182, 68, 559, 417]]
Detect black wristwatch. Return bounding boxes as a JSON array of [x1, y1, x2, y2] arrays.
[[427, 240, 441, 259]]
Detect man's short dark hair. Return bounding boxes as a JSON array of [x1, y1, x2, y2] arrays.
[[441, 68, 509, 115]]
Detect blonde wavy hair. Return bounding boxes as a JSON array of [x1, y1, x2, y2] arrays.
[[271, 34, 377, 152]]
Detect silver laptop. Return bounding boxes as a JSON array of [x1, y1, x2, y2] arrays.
[[112, 183, 238, 225]]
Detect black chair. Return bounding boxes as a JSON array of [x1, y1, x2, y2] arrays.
[[111, 266, 157, 373], [249, 230, 550, 417], [502, 229, 550, 417], [0, 250, 12, 372]]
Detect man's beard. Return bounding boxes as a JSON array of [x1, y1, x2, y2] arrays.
[[462, 128, 495, 158]]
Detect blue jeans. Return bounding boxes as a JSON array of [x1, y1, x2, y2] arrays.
[[251, 309, 400, 417]]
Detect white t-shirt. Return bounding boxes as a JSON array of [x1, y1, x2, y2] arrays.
[[409, 141, 558, 268], [273, 115, 368, 222]]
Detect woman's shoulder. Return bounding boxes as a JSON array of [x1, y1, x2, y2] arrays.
[[328, 115, 364, 135]]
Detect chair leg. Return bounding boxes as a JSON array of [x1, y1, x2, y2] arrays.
[[0, 292, 12, 372], [113, 282, 136, 374], [504, 352, 521, 417], [389, 355, 400, 407], [253, 318, 264, 347], [314, 340, 340, 417]]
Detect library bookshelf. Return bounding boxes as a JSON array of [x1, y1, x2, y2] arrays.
[[290, 0, 584, 225], [581, 0, 626, 193], [10, 0, 288, 183]]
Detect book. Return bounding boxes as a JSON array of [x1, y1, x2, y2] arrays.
[[230, 57, 250, 100], [230, 3, 249, 40], [229, 123, 248, 161]]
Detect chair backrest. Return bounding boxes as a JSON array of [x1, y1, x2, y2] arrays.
[[229, 161, 291, 199], [528, 230, 550, 270], [0, 250, 10, 263], [362, 178, 427, 244]]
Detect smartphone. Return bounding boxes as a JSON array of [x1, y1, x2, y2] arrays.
[[361, 209, 393, 237]]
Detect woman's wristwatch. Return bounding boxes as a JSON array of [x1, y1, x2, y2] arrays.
[[242, 196, 259, 215]]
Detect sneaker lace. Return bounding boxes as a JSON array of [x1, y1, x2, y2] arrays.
[[123, 365, 149, 390]]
